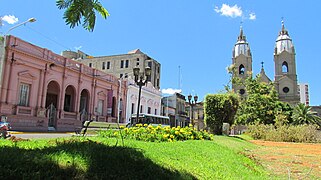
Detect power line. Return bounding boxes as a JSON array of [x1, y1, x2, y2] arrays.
[[25, 26, 71, 51]]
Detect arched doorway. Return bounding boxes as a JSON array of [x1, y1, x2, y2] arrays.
[[64, 85, 76, 112], [79, 89, 90, 122], [45, 81, 60, 128]]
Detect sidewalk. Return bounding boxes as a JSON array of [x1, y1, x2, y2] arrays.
[[9, 131, 75, 134]]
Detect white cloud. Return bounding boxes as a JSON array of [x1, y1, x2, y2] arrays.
[[74, 46, 82, 51], [1, 15, 18, 24], [214, 4, 242, 18], [162, 88, 182, 95], [249, 13, 256, 20]]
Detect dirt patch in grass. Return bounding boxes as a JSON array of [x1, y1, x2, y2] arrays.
[[248, 140, 321, 179]]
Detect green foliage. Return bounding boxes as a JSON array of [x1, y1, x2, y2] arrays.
[[236, 74, 292, 125], [204, 93, 239, 135], [247, 123, 321, 143], [56, 0, 109, 31], [291, 103, 321, 127], [98, 124, 214, 142]]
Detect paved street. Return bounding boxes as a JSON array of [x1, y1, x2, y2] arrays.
[[9, 131, 76, 139]]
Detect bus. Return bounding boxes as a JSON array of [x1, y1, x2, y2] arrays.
[[130, 113, 170, 127]]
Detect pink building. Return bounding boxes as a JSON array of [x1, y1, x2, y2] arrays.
[[0, 35, 127, 131]]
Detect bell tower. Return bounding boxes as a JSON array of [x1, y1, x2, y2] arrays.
[[232, 26, 252, 96], [274, 20, 299, 104]]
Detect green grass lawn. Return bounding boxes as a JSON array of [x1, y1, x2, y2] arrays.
[[0, 136, 269, 179]]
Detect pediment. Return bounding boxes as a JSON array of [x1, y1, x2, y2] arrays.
[[97, 91, 106, 97], [18, 71, 36, 80]]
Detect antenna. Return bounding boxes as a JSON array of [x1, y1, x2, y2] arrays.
[[178, 65, 182, 90]]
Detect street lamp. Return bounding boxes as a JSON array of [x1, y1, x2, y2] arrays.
[[5, 18, 36, 35], [133, 66, 151, 125], [188, 94, 198, 127]]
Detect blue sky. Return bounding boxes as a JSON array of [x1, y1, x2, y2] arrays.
[[1, 0, 321, 105]]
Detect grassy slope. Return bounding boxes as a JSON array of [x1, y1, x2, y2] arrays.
[[122, 136, 267, 179], [0, 136, 268, 179]]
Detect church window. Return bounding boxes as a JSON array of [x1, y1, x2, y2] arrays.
[[282, 61, 288, 73], [283, 87, 289, 93], [239, 64, 245, 75], [239, 89, 245, 95]]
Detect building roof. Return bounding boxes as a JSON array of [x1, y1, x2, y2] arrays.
[[233, 26, 251, 58], [275, 21, 294, 55], [259, 67, 272, 83], [128, 49, 143, 54]]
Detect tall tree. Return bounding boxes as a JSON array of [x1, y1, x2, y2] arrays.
[[235, 75, 292, 125], [204, 93, 239, 135], [56, 0, 109, 32], [292, 103, 321, 127]]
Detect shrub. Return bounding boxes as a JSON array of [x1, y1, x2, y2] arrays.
[[291, 103, 321, 128], [247, 124, 321, 143], [204, 93, 239, 135], [98, 124, 214, 142]]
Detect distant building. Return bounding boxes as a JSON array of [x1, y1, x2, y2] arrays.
[[185, 102, 205, 130], [125, 77, 161, 124], [62, 49, 161, 90], [161, 93, 188, 127], [298, 83, 310, 106]]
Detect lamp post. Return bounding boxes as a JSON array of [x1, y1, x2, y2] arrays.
[[117, 78, 122, 124], [188, 94, 198, 127], [133, 66, 151, 125], [5, 17, 36, 35]]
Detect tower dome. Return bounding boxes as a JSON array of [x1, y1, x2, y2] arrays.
[[275, 21, 294, 54], [233, 26, 251, 58]]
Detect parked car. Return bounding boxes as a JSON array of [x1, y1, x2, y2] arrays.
[[0, 115, 11, 138]]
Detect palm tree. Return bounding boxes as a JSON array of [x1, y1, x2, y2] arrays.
[[292, 103, 321, 127], [56, 0, 109, 31]]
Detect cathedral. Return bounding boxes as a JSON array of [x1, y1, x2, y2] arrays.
[[231, 21, 300, 105]]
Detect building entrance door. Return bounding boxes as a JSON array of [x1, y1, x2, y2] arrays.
[[46, 103, 57, 129]]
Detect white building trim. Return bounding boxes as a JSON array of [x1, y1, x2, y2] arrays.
[[125, 77, 161, 123]]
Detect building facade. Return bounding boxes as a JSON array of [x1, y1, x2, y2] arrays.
[[185, 102, 205, 130], [161, 93, 188, 127], [63, 49, 161, 90], [298, 83, 310, 106], [0, 35, 126, 131], [125, 77, 162, 124], [232, 21, 300, 105]]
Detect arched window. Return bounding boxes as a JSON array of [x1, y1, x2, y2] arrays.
[[239, 64, 245, 75], [282, 61, 288, 73]]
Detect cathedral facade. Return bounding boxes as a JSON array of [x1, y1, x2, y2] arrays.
[[232, 21, 300, 105]]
